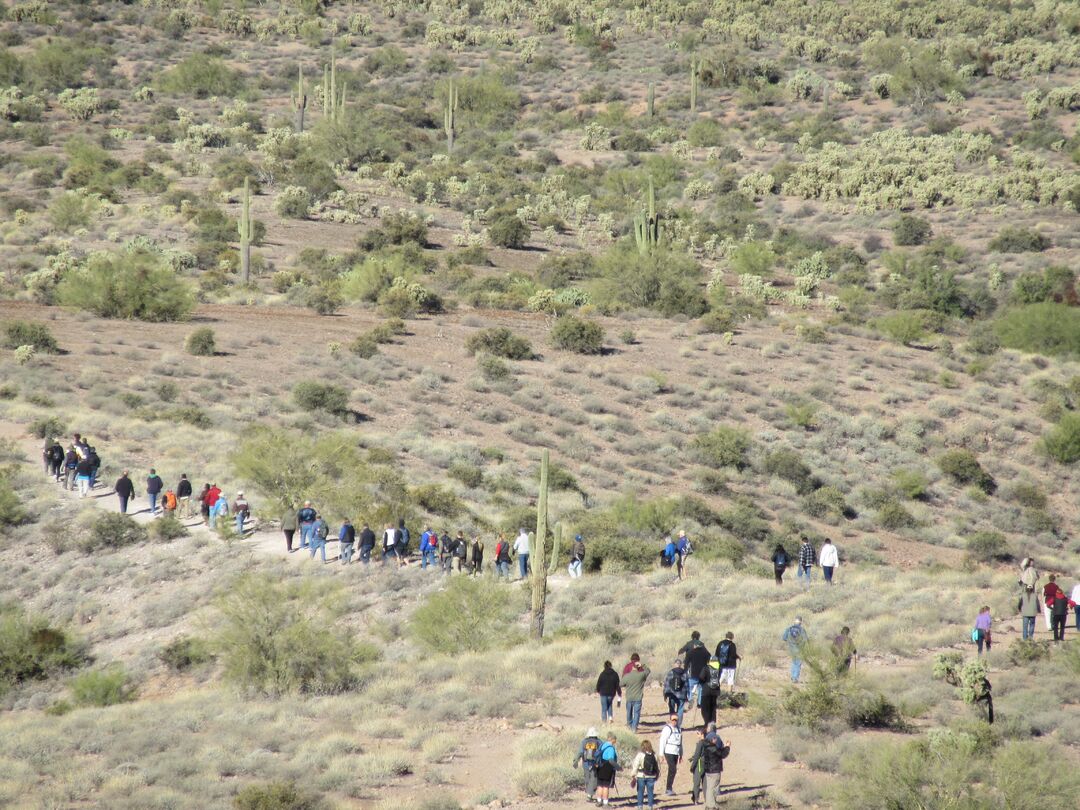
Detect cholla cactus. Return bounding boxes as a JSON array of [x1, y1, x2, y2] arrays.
[[14, 345, 36, 365]]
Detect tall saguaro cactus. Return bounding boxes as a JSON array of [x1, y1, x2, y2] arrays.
[[444, 77, 458, 154], [690, 56, 700, 113], [238, 178, 253, 285], [323, 52, 347, 123], [634, 177, 660, 255], [531, 449, 550, 639], [292, 64, 307, 133], [647, 82, 655, 117]]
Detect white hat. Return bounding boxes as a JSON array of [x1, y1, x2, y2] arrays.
[[586, 727, 598, 738]]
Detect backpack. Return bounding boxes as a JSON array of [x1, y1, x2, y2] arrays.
[[668, 669, 686, 694], [164, 491, 177, 510], [971, 627, 980, 643], [317, 523, 329, 540], [775, 550, 788, 566], [707, 664, 723, 690], [583, 737, 601, 766], [717, 640, 733, 668], [642, 751, 660, 777]]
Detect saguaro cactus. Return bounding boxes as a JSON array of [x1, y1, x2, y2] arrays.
[[647, 82, 655, 117], [323, 53, 347, 123], [531, 449, 549, 639], [292, 64, 307, 133], [444, 77, 458, 154], [690, 56, 700, 113], [238, 178, 253, 284], [633, 177, 660, 255]]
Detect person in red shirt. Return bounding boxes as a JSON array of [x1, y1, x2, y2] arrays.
[[622, 652, 641, 676], [1043, 575, 1064, 632]]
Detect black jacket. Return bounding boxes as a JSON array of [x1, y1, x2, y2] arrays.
[[114, 476, 135, 498], [146, 474, 163, 495], [359, 527, 376, 549], [690, 735, 725, 774], [340, 524, 356, 544], [680, 639, 710, 679], [596, 667, 621, 697], [177, 479, 193, 498], [48, 444, 65, 463], [75, 458, 93, 476]]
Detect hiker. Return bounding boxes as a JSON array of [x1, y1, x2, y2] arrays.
[[663, 658, 688, 728], [514, 528, 530, 578], [573, 727, 603, 803], [676, 530, 692, 580], [146, 469, 163, 515], [471, 536, 484, 575], [973, 607, 992, 655], [358, 523, 376, 564], [678, 631, 710, 708], [596, 660, 621, 723], [797, 536, 816, 589], [1018, 557, 1040, 591], [689, 728, 706, 804], [690, 722, 726, 810], [832, 627, 857, 672], [73, 433, 87, 459], [622, 652, 641, 676], [382, 523, 399, 565], [176, 474, 193, 518], [569, 534, 585, 578], [297, 501, 317, 549], [233, 492, 250, 536], [1072, 578, 1080, 631], [658, 713, 683, 797], [631, 739, 661, 809], [595, 733, 619, 807], [206, 483, 222, 516], [622, 657, 650, 733], [281, 507, 298, 552], [1019, 584, 1040, 640], [698, 655, 722, 727], [199, 484, 212, 524], [41, 437, 51, 476], [47, 439, 64, 481], [86, 445, 100, 489], [1049, 586, 1074, 642], [339, 519, 355, 564], [210, 494, 229, 530], [494, 534, 512, 578], [310, 513, 330, 563], [75, 454, 93, 497], [396, 518, 410, 562], [1043, 575, 1063, 633], [660, 536, 677, 571], [453, 530, 468, 572], [114, 471, 135, 514], [819, 538, 838, 584], [715, 632, 740, 692], [782, 617, 808, 683], [63, 446, 78, 490], [162, 489, 177, 517], [439, 530, 454, 573], [419, 527, 436, 569]]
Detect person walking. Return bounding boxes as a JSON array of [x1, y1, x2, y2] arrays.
[[297, 501, 317, 549], [569, 534, 585, 578], [688, 728, 706, 804], [631, 740, 661, 810], [114, 471, 135, 514], [419, 527, 436, 569], [176, 474, 193, 519], [596, 660, 621, 723], [573, 727, 603, 803], [396, 519, 410, 562], [831, 627, 857, 672], [63, 446, 78, 491], [690, 723, 726, 810], [199, 483, 212, 525], [698, 655, 722, 727], [658, 713, 683, 797], [145, 469, 163, 515], [819, 538, 838, 584], [310, 514, 329, 563], [622, 657, 650, 733], [211, 494, 229, 530], [1072, 578, 1080, 632], [797, 536, 816, 589], [162, 489, 178, 517], [973, 607, 992, 655], [1019, 585, 1040, 640], [358, 523, 376, 565], [1049, 587, 1074, 642], [233, 492, 250, 536], [382, 523, 399, 565], [678, 631, 710, 708], [1018, 557, 1040, 590], [41, 437, 52, 476], [75, 454, 93, 498], [453, 530, 468, 573], [46, 439, 64, 481], [471, 536, 484, 575], [86, 445, 100, 490], [281, 506, 298, 552], [715, 632, 740, 693], [663, 658, 689, 728], [660, 536, 678, 572], [514, 528, 530, 579], [676, 530, 692, 580], [1043, 575, 1063, 633], [494, 534, 512, 578], [595, 733, 619, 807], [339, 519, 356, 564], [782, 617, 808, 683], [439, 530, 455, 573]]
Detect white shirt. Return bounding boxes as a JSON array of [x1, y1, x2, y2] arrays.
[[659, 724, 682, 756], [383, 528, 395, 549], [1071, 583, 1080, 603], [819, 543, 838, 568], [514, 532, 530, 555]]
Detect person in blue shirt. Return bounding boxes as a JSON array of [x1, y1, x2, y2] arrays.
[[297, 501, 317, 549], [310, 514, 330, 563], [419, 526, 437, 569], [661, 537, 678, 570], [675, 530, 692, 580], [595, 733, 619, 807], [782, 617, 809, 683], [338, 519, 355, 565]]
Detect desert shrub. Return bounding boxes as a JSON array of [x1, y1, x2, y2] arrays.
[[477, 353, 510, 381], [1040, 412, 1080, 463], [1005, 639, 1052, 667], [1005, 482, 1047, 510], [464, 327, 535, 360], [448, 462, 484, 488], [160, 635, 214, 671], [0, 605, 85, 694], [48, 190, 97, 231], [184, 327, 216, 356], [411, 577, 522, 654], [275, 186, 311, 219], [488, 213, 531, 249], [78, 513, 149, 553], [234, 782, 326, 810], [876, 311, 926, 346], [988, 226, 1050, 253], [293, 382, 349, 416], [434, 72, 520, 130], [591, 246, 707, 317], [876, 498, 916, 530], [804, 486, 851, 521], [412, 484, 462, 517], [57, 250, 195, 322], [995, 303, 1080, 357], [782, 653, 903, 731], [891, 214, 932, 246], [692, 426, 751, 470], [2, 321, 58, 352], [29, 415, 65, 440], [891, 469, 929, 500], [215, 574, 376, 695], [730, 240, 776, 276], [966, 530, 1011, 563], [762, 449, 816, 494], [937, 449, 995, 494], [551, 316, 604, 354], [305, 281, 343, 315], [358, 211, 428, 251], [26, 40, 99, 92], [151, 514, 189, 542], [158, 55, 243, 98], [0, 472, 27, 528], [70, 665, 136, 707], [350, 335, 378, 358]]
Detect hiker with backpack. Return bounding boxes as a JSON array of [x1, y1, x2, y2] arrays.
[[690, 722, 727, 810], [832, 627, 857, 672], [660, 536, 677, 571], [678, 631, 710, 708], [573, 727, 603, 803], [688, 728, 706, 804], [569, 534, 585, 578], [782, 617, 809, 683], [396, 519, 410, 562], [233, 492, 250, 536], [494, 534, 512, 578], [176, 474, 194, 519], [595, 733, 619, 807], [114, 470, 135, 514], [453, 530, 468, 572], [382, 523, 399, 565], [698, 655, 723, 727], [419, 527, 436, 569], [146, 469, 164, 515], [662, 658, 688, 728], [631, 740, 661, 809], [622, 657, 650, 733], [471, 536, 484, 575], [46, 439, 64, 481], [797, 536, 816, 590], [358, 523, 376, 564], [297, 501, 317, 549], [310, 514, 330, 563], [973, 607, 992, 655], [338, 519, 356, 565], [1049, 586, 1075, 642], [162, 489, 178, 518], [658, 713, 683, 797], [676, 530, 692, 580], [715, 633, 740, 693], [596, 660, 621, 723], [63, 446, 78, 490]]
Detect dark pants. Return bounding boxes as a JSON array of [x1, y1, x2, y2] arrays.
[[823, 565, 834, 583], [1052, 614, 1066, 641], [700, 693, 717, 727], [118, 495, 128, 514], [774, 565, 785, 585], [472, 554, 483, 574], [664, 753, 678, 792], [283, 529, 295, 551], [360, 545, 373, 564], [976, 629, 990, 655]]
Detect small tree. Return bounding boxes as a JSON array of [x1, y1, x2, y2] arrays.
[[551, 315, 604, 354], [692, 426, 752, 470], [937, 449, 995, 494], [488, 213, 531, 249], [57, 250, 195, 322], [2, 321, 58, 353], [184, 327, 216, 356], [293, 381, 349, 416], [892, 215, 932, 246]]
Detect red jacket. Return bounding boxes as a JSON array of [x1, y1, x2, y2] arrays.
[[205, 486, 221, 506]]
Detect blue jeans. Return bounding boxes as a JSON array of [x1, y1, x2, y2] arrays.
[[208, 510, 217, 529], [148, 492, 158, 513], [235, 514, 245, 536], [688, 677, 701, 707], [1074, 606, 1079, 631], [1022, 616, 1036, 640], [118, 496, 128, 514], [636, 776, 656, 809], [421, 550, 437, 568], [299, 522, 315, 548], [496, 561, 510, 577], [600, 695, 614, 723], [667, 695, 685, 727], [518, 553, 529, 578], [822, 565, 834, 583], [790, 658, 802, 682], [626, 699, 642, 731], [798, 565, 812, 588], [359, 545, 372, 564], [310, 537, 326, 562], [340, 542, 353, 563]]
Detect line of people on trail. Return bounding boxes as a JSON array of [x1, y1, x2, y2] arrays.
[[42, 434, 100, 497], [769, 535, 840, 587], [1016, 558, 1079, 643]]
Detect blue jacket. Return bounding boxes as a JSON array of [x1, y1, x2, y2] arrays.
[[599, 741, 617, 765], [419, 531, 433, 552], [298, 507, 316, 524], [662, 542, 677, 563]]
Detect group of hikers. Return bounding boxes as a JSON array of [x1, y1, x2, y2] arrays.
[[1015, 558, 1079, 642], [41, 434, 101, 497], [770, 536, 841, 587]]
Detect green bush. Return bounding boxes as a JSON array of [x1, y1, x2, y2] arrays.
[[762, 449, 816, 494], [70, 665, 136, 707], [234, 782, 326, 810], [293, 382, 349, 416], [151, 514, 189, 542], [0, 605, 85, 695], [215, 574, 376, 695], [988, 226, 1050, 253], [891, 214, 932, 246], [730, 240, 776, 276], [184, 327, 216, 356], [551, 316, 604, 354], [411, 577, 522, 654], [477, 353, 510, 381], [29, 415, 65, 440], [448, 461, 484, 488], [891, 469, 929, 500], [782, 652, 903, 731], [412, 484, 463, 517], [0, 471, 27, 528], [2, 321, 58, 352], [692, 426, 751, 470], [995, 303, 1080, 357], [488, 213, 531, 249], [804, 485, 851, 521], [57, 250, 195, 322], [358, 211, 428, 251], [78, 514, 149, 553], [464, 327, 535, 360], [158, 55, 243, 98], [591, 245, 707, 317], [305, 281, 343, 316], [937, 449, 995, 494], [48, 191, 97, 231], [876, 498, 916, 530], [1040, 412, 1080, 463], [966, 530, 1011, 563], [876, 311, 926, 346], [160, 636, 214, 672]]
